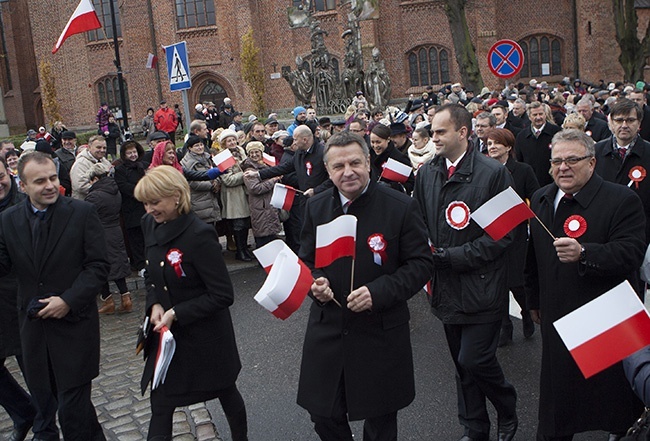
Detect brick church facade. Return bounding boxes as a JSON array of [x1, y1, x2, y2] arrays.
[[0, 0, 647, 133]]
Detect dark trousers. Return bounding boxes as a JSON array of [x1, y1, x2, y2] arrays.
[[27, 356, 104, 441], [444, 321, 518, 439], [125, 226, 146, 270], [0, 356, 36, 430], [283, 202, 303, 255], [148, 384, 247, 440], [254, 235, 277, 249], [310, 375, 398, 441]]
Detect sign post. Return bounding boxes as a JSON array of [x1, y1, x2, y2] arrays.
[[487, 40, 524, 79], [163, 41, 192, 135]]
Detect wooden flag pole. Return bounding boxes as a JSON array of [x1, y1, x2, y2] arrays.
[[534, 214, 557, 241]]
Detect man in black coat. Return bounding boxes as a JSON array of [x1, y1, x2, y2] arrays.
[[595, 98, 650, 244], [577, 98, 611, 143], [0, 152, 109, 441], [525, 130, 645, 440], [515, 101, 561, 187], [298, 131, 432, 441], [628, 89, 650, 142], [414, 104, 518, 441]]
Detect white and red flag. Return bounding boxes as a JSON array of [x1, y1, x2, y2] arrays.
[[470, 186, 535, 241], [212, 149, 236, 172], [254, 249, 312, 320], [252, 239, 291, 273], [380, 158, 412, 183], [554, 280, 650, 378], [146, 53, 158, 69], [315, 215, 357, 268], [263, 152, 276, 167], [270, 183, 296, 211], [52, 0, 102, 54]]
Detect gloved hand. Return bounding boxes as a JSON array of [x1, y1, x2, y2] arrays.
[[432, 248, 451, 270], [206, 168, 222, 180]]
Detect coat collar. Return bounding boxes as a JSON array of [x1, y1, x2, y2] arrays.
[[151, 212, 195, 246], [539, 173, 603, 210], [328, 178, 377, 212], [431, 144, 475, 183]]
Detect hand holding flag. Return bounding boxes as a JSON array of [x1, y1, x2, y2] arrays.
[[470, 186, 536, 241], [315, 215, 357, 268], [270, 183, 299, 211], [212, 149, 236, 172], [379, 158, 412, 184], [262, 152, 276, 167]]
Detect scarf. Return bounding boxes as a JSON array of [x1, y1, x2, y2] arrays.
[[408, 140, 436, 174]]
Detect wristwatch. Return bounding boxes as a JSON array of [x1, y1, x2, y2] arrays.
[[579, 245, 586, 262]]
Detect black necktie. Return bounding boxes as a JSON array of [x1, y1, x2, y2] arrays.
[[31, 211, 48, 258]]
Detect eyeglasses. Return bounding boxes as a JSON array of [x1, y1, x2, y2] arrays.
[[549, 155, 593, 166], [611, 117, 639, 124]]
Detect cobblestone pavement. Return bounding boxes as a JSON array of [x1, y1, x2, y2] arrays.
[[0, 251, 258, 441]]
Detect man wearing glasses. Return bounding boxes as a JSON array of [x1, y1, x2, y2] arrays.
[[595, 98, 650, 245], [526, 129, 646, 441]]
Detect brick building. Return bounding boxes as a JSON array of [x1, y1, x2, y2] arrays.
[[0, 0, 648, 133]]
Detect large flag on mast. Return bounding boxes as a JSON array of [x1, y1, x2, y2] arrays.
[[52, 0, 102, 54]]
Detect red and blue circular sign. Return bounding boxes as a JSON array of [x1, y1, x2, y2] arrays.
[[487, 40, 524, 79]]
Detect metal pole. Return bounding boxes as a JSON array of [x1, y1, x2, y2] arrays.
[[108, 0, 129, 133], [181, 89, 191, 136]]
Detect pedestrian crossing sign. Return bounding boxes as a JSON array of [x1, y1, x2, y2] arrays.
[[163, 41, 192, 92]]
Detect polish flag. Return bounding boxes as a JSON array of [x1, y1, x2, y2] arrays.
[[380, 158, 412, 183], [252, 239, 291, 273], [52, 0, 102, 54], [212, 149, 236, 172], [554, 281, 650, 378], [315, 215, 357, 268], [44, 132, 53, 142], [254, 249, 312, 320], [263, 152, 276, 167], [270, 183, 296, 211], [146, 53, 158, 69], [470, 186, 535, 241]]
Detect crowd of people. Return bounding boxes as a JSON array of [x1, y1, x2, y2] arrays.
[[1, 77, 650, 441]]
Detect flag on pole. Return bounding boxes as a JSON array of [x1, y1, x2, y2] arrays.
[[252, 239, 292, 273], [554, 281, 650, 378], [254, 249, 312, 320], [270, 183, 296, 211], [146, 53, 158, 69], [263, 152, 276, 167], [315, 215, 357, 268], [470, 186, 535, 241], [380, 158, 412, 183], [52, 0, 102, 54], [212, 149, 236, 172]]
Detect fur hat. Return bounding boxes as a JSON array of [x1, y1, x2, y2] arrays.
[[245, 141, 265, 155], [218, 129, 238, 144]]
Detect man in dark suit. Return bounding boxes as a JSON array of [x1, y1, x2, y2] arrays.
[[298, 131, 432, 440], [628, 89, 650, 142], [0, 151, 109, 441], [526, 129, 645, 440], [515, 101, 561, 187], [577, 98, 611, 142], [492, 101, 521, 138]]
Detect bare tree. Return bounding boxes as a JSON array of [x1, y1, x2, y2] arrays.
[[443, 0, 483, 92], [613, 0, 649, 82]]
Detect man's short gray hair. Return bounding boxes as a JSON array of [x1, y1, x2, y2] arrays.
[[551, 129, 595, 156]]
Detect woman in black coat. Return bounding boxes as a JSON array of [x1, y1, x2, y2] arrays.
[[369, 124, 415, 194], [104, 115, 122, 160], [486, 128, 540, 346], [114, 141, 147, 275], [86, 164, 133, 314], [134, 166, 247, 441]]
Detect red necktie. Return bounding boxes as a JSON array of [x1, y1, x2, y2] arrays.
[[448, 165, 456, 179], [618, 147, 627, 160]]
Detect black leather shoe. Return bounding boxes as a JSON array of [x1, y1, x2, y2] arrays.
[[497, 419, 518, 441], [9, 424, 31, 441]]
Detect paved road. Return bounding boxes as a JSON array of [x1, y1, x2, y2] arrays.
[[0, 262, 628, 440]]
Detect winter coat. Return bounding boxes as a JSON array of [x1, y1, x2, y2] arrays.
[[154, 107, 178, 133], [525, 174, 645, 437], [180, 151, 222, 224], [114, 159, 147, 229], [105, 122, 122, 156], [140, 212, 241, 403], [85, 176, 131, 281], [241, 158, 281, 237], [0, 178, 25, 358], [298, 180, 433, 420], [370, 142, 414, 194], [219, 146, 250, 219], [70, 149, 112, 200], [142, 115, 156, 142], [515, 123, 561, 187], [413, 146, 514, 324]]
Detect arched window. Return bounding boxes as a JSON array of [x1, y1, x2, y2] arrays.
[[87, 0, 121, 42], [97, 76, 130, 113], [518, 35, 562, 78], [407, 45, 450, 87], [198, 80, 227, 109], [176, 0, 216, 29]]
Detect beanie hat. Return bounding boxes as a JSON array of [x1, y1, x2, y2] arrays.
[[185, 135, 203, 148], [245, 141, 265, 155], [293, 106, 306, 117]]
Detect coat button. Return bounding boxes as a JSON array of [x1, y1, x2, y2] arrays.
[[160, 261, 164, 267], [145, 260, 149, 265], [163, 286, 168, 291], [342, 329, 349, 336]]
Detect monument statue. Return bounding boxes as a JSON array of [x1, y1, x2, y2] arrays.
[[282, 56, 313, 105], [364, 47, 391, 111]]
